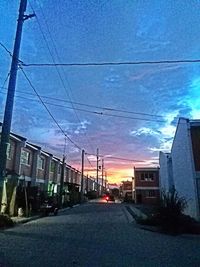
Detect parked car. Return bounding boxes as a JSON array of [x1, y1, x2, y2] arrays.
[[41, 197, 59, 216]]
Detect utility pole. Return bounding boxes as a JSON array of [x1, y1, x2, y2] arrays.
[[101, 159, 104, 195], [59, 156, 65, 208], [0, 0, 34, 199], [105, 171, 107, 191], [96, 148, 99, 197], [80, 150, 84, 203], [86, 174, 89, 193]]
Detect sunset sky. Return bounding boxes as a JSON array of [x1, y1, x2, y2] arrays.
[[1, 0, 200, 184]]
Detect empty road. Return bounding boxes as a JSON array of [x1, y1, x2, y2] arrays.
[[0, 202, 200, 267]]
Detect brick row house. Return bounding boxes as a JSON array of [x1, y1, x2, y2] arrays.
[[159, 118, 200, 220], [0, 125, 99, 215], [134, 167, 160, 204]]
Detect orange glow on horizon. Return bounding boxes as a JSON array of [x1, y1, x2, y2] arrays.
[[71, 159, 159, 185]]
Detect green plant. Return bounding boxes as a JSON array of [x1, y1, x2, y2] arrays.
[[153, 189, 188, 234], [159, 189, 187, 215], [136, 190, 200, 235]]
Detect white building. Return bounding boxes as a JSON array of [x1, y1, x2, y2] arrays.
[[159, 118, 200, 220], [159, 152, 174, 193]]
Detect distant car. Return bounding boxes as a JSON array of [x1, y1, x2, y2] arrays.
[[104, 194, 115, 202]]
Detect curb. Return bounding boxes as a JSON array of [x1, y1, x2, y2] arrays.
[[125, 205, 148, 220], [12, 215, 41, 225], [12, 204, 81, 224]]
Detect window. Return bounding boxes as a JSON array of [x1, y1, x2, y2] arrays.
[[21, 150, 31, 165], [140, 172, 154, 181], [6, 143, 11, 160], [58, 165, 61, 174], [38, 156, 45, 170], [146, 190, 156, 198], [149, 173, 154, 181], [50, 161, 55, 173]]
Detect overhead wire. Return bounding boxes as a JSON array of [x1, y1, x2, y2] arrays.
[[0, 41, 178, 170], [30, 1, 96, 159], [0, 86, 164, 118], [0, 90, 167, 123], [0, 73, 10, 90], [31, 1, 96, 168], [22, 59, 200, 67], [20, 66, 95, 168], [20, 67, 82, 151], [85, 152, 144, 162], [0, 42, 13, 57]]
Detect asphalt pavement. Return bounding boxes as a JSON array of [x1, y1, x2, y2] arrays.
[[0, 202, 200, 267]]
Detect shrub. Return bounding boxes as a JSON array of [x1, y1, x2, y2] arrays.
[[0, 214, 14, 228], [137, 189, 200, 234], [155, 189, 188, 233]]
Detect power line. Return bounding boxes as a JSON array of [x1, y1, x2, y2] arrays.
[[85, 152, 144, 162], [0, 73, 10, 90], [0, 90, 166, 123], [2, 42, 200, 69], [0, 42, 13, 57], [20, 67, 82, 151], [0, 41, 23, 64], [19, 68, 95, 168], [0, 86, 164, 119], [22, 58, 200, 67], [34, 1, 96, 165], [105, 156, 144, 162], [30, 1, 95, 155]]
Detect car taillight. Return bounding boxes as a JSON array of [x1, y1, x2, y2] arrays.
[[106, 196, 109, 200]]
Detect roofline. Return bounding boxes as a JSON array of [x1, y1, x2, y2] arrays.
[[26, 142, 41, 151], [134, 167, 160, 170], [41, 150, 53, 157], [10, 133, 26, 142], [171, 117, 189, 152], [0, 122, 27, 142]]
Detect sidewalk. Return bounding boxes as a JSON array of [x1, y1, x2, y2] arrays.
[[11, 204, 80, 225], [11, 215, 41, 224]]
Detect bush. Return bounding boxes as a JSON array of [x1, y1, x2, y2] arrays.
[[137, 189, 200, 235], [155, 190, 188, 233], [0, 214, 14, 228]]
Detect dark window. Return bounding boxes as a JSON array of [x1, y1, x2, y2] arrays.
[[149, 173, 154, 181], [21, 151, 31, 165], [146, 190, 156, 197], [38, 157, 45, 170], [50, 161, 55, 173]]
